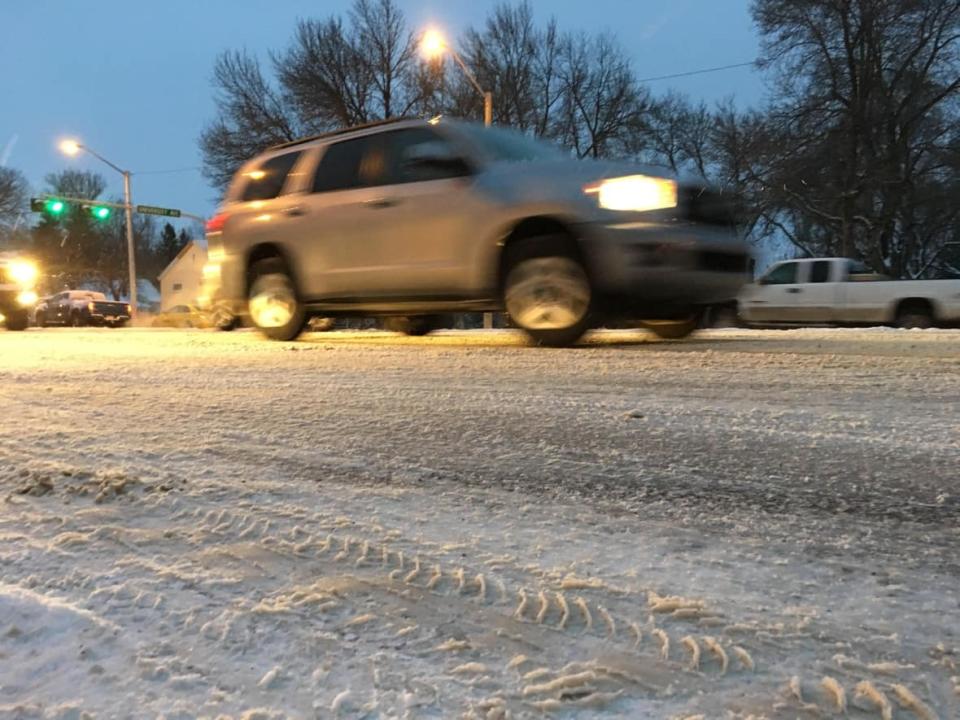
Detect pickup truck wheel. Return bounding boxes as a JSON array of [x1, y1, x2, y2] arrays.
[[70, 311, 86, 327], [503, 238, 592, 347], [895, 302, 933, 329], [641, 316, 699, 339], [248, 259, 307, 341], [4, 309, 28, 331]]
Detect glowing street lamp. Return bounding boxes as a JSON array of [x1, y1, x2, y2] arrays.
[[58, 138, 138, 318], [59, 139, 81, 157], [419, 27, 493, 127], [420, 28, 446, 60]]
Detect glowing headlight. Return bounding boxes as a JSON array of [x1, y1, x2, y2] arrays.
[[584, 175, 678, 212], [17, 290, 38, 306], [9, 260, 38, 285]]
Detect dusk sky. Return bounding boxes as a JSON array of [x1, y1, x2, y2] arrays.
[[1, 1, 765, 223]]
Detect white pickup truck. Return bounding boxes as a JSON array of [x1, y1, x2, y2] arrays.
[[738, 258, 960, 328]]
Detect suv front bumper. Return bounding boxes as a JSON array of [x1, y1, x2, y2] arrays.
[[580, 221, 750, 314]]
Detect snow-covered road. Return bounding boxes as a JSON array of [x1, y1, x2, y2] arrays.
[[1, 327, 958, 719]]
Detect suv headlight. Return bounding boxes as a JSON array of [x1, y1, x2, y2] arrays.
[[584, 175, 678, 213], [9, 259, 38, 285]]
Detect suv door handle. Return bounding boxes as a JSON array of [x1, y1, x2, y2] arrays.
[[363, 198, 399, 210], [282, 205, 307, 217]]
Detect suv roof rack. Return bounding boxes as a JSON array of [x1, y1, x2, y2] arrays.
[[267, 117, 421, 151]]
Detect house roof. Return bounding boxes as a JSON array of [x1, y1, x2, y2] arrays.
[[158, 239, 205, 281]]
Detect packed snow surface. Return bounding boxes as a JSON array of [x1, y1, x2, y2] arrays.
[[1, 327, 958, 719]]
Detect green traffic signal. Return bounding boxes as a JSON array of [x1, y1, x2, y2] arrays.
[[45, 199, 66, 215], [90, 206, 111, 220]]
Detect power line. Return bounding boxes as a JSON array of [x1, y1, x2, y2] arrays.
[[635, 61, 758, 84]]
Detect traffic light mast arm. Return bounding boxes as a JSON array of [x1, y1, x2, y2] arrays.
[[37, 194, 206, 223]]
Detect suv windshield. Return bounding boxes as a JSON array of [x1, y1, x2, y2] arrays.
[[455, 124, 565, 163]]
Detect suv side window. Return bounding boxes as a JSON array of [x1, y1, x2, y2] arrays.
[[381, 128, 470, 184], [240, 151, 303, 202], [312, 136, 380, 193], [809, 260, 832, 283], [763, 262, 799, 285]]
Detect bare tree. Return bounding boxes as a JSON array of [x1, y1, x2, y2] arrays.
[[555, 32, 646, 159], [201, 0, 429, 192], [752, 0, 960, 276], [456, 2, 564, 134], [199, 51, 300, 191], [0, 167, 30, 244]]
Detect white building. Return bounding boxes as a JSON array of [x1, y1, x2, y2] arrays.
[[158, 240, 207, 311]]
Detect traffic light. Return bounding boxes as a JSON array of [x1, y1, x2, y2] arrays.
[[29, 197, 112, 220], [30, 197, 67, 217]]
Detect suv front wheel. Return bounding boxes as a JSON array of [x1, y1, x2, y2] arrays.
[[248, 259, 307, 341], [503, 237, 592, 347]]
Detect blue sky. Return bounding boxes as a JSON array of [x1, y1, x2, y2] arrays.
[[0, 1, 764, 222]]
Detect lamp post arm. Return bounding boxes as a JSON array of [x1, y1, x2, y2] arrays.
[[448, 48, 487, 99], [78, 145, 128, 176]]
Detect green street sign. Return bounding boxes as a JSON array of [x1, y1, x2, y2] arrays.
[[136, 204, 181, 218]]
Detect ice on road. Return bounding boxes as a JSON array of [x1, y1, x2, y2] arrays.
[[1, 327, 958, 718]]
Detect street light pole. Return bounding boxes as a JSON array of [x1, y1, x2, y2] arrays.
[[59, 140, 138, 319], [122, 170, 137, 319], [421, 29, 495, 325]]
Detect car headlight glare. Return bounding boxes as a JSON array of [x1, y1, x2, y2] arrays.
[[17, 290, 38, 307], [9, 260, 38, 285], [585, 175, 678, 213]]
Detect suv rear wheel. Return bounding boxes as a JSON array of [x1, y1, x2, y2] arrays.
[[248, 258, 307, 341], [503, 237, 592, 347]]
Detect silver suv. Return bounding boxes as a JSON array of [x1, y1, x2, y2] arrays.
[[204, 118, 749, 346]]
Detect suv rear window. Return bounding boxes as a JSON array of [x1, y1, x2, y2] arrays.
[[239, 151, 302, 202], [312, 136, 378, 193]]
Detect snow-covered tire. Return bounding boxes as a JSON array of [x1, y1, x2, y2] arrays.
[[307, 317, 336, 333], [642, 316, 699, 340], [247, 258, 307, 341], [212, 304, 240, 332], [383, 315, 443, 336], [502, 236, 592, 348]]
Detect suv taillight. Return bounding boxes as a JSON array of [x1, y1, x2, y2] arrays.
[[206, 212, 229, 234]]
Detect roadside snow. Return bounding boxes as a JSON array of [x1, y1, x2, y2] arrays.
[[1, 327, 958, 718]]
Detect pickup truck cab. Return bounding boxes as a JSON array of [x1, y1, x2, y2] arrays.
[[738, 257, 960, 328]]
